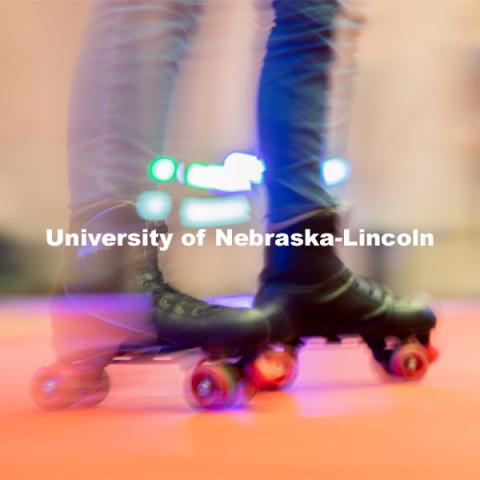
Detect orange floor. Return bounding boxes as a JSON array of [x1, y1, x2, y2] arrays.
[[0, 298, 479, 480]]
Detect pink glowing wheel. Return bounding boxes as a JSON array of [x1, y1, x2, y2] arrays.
[[425, 343, 439, 363], [31, 363, 110, 410], [388, 342, 429, 381], [75, 369, 110, 408], [31, 363, 82, 410], [248, 346, 298, 390], [189, 361, 239, 409]]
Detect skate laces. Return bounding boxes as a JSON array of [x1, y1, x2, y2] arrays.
[[143, 271, 219, 316]]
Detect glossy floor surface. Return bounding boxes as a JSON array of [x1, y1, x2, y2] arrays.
[[0, 297, 478, 479]]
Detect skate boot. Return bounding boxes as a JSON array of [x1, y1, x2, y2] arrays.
[[31, 202, 271, 410], [251, 209, 438, 388]]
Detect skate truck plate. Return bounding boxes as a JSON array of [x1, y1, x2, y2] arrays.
[[110, 344, 198, 365]]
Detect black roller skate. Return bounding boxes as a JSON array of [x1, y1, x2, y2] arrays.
[[31, 202, 272, 411], [251, 209, 438, 389]]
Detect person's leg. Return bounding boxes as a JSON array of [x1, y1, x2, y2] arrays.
[[68, 0, 203, 212], [258, 0, 339, 224], [49, 1, 271, 394], [256, 0, 437, 380]]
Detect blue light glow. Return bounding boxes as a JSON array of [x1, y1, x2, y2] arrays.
[[180, 195, 251, 227], [176, 162, 185, 184], [321, 157, 351, 186], [136, 191, 172, 221]]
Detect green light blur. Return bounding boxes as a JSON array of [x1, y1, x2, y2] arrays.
[[147, 156, 177, 183]]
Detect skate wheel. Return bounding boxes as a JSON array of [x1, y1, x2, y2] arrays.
[[189, 361, 239, 409], [388, 343, 429, 381], [248, 347, 298, 390], [74, 369, 110, 408], [31, 363, 82, 410], [425, 343, 439, 364]]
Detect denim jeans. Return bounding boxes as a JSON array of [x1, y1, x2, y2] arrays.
[[69, 0, 342, 223]]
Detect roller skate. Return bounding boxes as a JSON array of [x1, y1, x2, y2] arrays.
[[251, 209, 438, 388], [31, 202, 271, 411]]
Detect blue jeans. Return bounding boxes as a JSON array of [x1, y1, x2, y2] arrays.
[[69, 0, 340, 222]]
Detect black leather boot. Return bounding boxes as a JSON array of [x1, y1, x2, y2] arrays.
[[55, 201, 270, 357], [255, 209, 438, 381], [32, 202, 270, 410]]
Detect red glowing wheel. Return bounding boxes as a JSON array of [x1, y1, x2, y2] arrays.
[[249, 346, 298, 390], [189, 361, 239, 409], [31, 363, 82, 410], [388, 343, 429, 381], [425, 343, 439, 363]]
